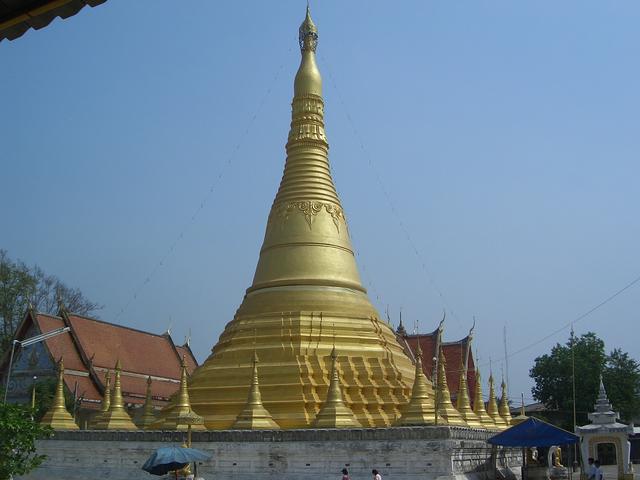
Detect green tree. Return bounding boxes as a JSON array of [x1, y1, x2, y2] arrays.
[[530, 331, 640, 429], [603, 349, 640, 422], [0, 402, 52, 480], [0, 249, 102, 357]]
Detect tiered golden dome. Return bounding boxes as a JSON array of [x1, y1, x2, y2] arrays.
[[93, 360, 137, 430], [185, 5, 415, 429]]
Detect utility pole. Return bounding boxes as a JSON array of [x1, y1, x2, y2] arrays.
[[571, 325, 578, 471]]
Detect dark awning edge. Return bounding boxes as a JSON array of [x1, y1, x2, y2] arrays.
[[0, 0, 107, 43]]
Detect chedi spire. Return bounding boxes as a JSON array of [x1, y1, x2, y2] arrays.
[[313, 346, 361, 428], [40, 358, 78, 430], [184, 5, 415, 429], [397, 340, 435, 425], [232, 352, 280, 429]]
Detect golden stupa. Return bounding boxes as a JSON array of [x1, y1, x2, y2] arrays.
[[312, 346, 361, 428], [90, 370, 111, 429], [40, 359, 79, 430], [136, 376, 157, 429], [486, 373, 508, 430], [232, 352, 280, 429], [187, 6, 415, 429], [153, 357, 206, 431], [433, 348, 466, 426], [498, 379, 513, 426], [397, 340, 435, 426], [472, 370, 497, 429], [456, 366, 482, 428], [93, 360, 137, 430]]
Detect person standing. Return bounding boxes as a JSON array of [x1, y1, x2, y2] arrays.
[[594, 460, 604, 480], [372, 469, 382, 480], [342, 468, 350, 480], [587, 457, 597, 480]]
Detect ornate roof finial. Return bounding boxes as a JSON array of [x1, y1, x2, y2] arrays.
[[299, 3, 318, 52]]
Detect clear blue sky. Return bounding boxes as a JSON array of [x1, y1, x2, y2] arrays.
[[1, 1, 639, 405]]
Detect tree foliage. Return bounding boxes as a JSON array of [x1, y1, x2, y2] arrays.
[[530, 331, 640, 429], [0, 402, 52, 480], [0, 249, 102, 357]]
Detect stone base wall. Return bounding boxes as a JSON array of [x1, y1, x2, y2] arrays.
[[20, 427, 522, 480]]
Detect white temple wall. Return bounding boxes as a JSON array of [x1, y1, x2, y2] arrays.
[[18, 427, 521, 480]]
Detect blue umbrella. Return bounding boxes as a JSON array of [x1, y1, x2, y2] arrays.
[[142, 446, 211, 476]]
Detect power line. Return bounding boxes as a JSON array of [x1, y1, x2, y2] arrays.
[[114, 51, 291, 322], [479, 272, 640, 368], [319, 53, 464, 331]]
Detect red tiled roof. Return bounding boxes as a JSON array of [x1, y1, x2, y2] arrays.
[[65, 314, 196, 378], [25, 310, 198, 409], [401, 332, 477, 397]]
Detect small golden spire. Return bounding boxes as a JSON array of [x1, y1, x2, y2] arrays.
[[397, 338, 435, 425], [498, 378, 513, 426], [313, 347, 361, 428], [472, 370, 497, 429], [40, 358, 78, 430], [93, 360, 137, 430], [90, 370, 111, 428], [456, 366, 482, 428], [434, 348, 466, 426], [137, 376, 157, 429], [152, 355, 205, 431], [510, 392, 528, 425], [486, 373, 508, 430], [232, 351, 280, 429]]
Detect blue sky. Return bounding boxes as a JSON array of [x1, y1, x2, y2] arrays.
[[1, 1, 638, 405]]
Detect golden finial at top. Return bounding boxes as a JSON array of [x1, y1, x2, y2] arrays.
[[299, 3, 318, 52]]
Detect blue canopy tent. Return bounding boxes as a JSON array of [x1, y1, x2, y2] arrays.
[[488, 417, 579, 447], [487, 418, 579, 480]]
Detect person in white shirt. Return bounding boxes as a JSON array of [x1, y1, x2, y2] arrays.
[[372, 469, 382, 480]]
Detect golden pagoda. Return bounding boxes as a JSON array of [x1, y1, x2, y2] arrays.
[[232, 352, 280, 429], [498, 379, 513, 427], [472, 370, 497, 429], [40, 359, 79, 430], [313, 346, 361, 428], [93, 360, 137, 430], [90, 370, 111, 428], [456, 367, 482, 428], [136, 376, 157, 429], [433, 348, 466, 426], [486, 374, 508, 430], [510, 393, 528, 426], [186, 5, 415, 429], [153, 356, 206, 431], [397, 339, 435, 425]]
